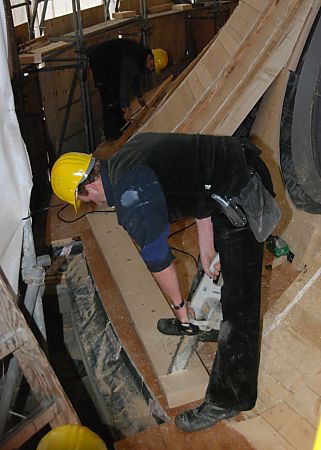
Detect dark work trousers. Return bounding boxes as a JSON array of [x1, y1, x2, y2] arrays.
[[205, 212, 264, 410], [97, 84, 126, 139]]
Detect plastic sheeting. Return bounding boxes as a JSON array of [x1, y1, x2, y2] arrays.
[[0, 1, 33, 293]]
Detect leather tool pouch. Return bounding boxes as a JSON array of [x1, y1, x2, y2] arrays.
[[235, 172, 281, 242]]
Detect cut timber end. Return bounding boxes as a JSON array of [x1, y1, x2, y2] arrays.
[[87, 211, 208, 408], [172, 3, 192, 10], [112, 10, 137, 19], [148, 3, 174, 14]]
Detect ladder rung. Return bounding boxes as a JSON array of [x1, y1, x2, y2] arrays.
[[0, 401, 58, 450]]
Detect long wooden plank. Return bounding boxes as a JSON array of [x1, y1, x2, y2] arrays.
[[81, 227, 170, 415], [178, 0, 306, 134], [87, 212, 209, 408], [140, 0, 277, 132], [140, 0, 319, 137]]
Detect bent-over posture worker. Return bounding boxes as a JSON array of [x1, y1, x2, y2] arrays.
[[51, 132, 280, 432], [87, 39, 168, 140]]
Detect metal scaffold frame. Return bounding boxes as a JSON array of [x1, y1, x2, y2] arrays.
[[11, 0, 149, 155]]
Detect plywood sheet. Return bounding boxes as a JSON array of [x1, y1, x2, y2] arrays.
[[87, 211, 208, 407]]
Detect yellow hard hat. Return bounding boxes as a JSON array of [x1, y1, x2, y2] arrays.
[[36, 424, 107, 450], [51, 152, 95, 211], [152, 48, 168, 74]]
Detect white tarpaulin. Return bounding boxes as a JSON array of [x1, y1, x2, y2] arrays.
[[0, 2, 33, 293]]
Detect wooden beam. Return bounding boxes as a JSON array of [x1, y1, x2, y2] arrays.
[[87, 212, 209, 408], [0, 403, 60, 450], [172, 3, 192, 11], [148, 3, 174, 14], [112, 10, 137, 19]]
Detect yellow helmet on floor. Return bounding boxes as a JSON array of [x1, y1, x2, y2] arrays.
[[51, 152, 95, 211], [37, 424, 107, 450], [152, 48, 168, 74]]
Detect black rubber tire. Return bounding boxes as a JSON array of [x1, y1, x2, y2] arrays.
[[280, 8, 321, 213]]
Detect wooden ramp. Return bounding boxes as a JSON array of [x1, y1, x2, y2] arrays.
[[139, 0, 320, 136]]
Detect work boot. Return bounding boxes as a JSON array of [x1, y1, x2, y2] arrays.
[[157, 318, 219, 341], [175, 401, 239, 432]]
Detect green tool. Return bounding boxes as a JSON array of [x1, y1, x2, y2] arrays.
[[266, 235, 294, 262]]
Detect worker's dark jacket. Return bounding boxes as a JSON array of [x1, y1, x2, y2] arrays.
[[100, 132, 273, 272], [87, 39, 151, 107]]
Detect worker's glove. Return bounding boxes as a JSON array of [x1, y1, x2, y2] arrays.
[[122, 106, 132, 121], [137, 96, 146, 107]]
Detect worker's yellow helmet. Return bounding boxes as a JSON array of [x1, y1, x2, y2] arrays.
[[50, 152, 95, 211], [37, 424, 107, 450], [152, 48, 168, 74]]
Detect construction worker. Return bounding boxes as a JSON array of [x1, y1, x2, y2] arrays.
[[51, 132, 280, 432], [87, 39, 168, 140]]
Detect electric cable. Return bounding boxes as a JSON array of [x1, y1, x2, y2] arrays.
[[22, 203, 65, 220], [56, 203, 115, 223], [168, 221, 195, 238], [55, 204, 198, 265], [168, 221, 198, 267], [170, 246, 198, 268]]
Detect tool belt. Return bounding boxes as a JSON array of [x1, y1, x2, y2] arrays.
[[211, 171, 281, 242]]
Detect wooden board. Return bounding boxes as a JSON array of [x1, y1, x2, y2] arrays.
[[172, 4, 192, 11], [19, 41, 69, 65], [148, 3, 174, 14], [19, 53, 42, 65], [87, 211, 209, 408], [112, 10, 137, 19]]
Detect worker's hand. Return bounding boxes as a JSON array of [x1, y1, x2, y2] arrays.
[[137, 96, 146, 107], [187, 303, 196, 320], [201, 253, 220, 279], [122, 106, 132, 121]]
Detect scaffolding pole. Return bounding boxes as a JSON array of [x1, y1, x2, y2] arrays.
[[72, 0, 95, 153]]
